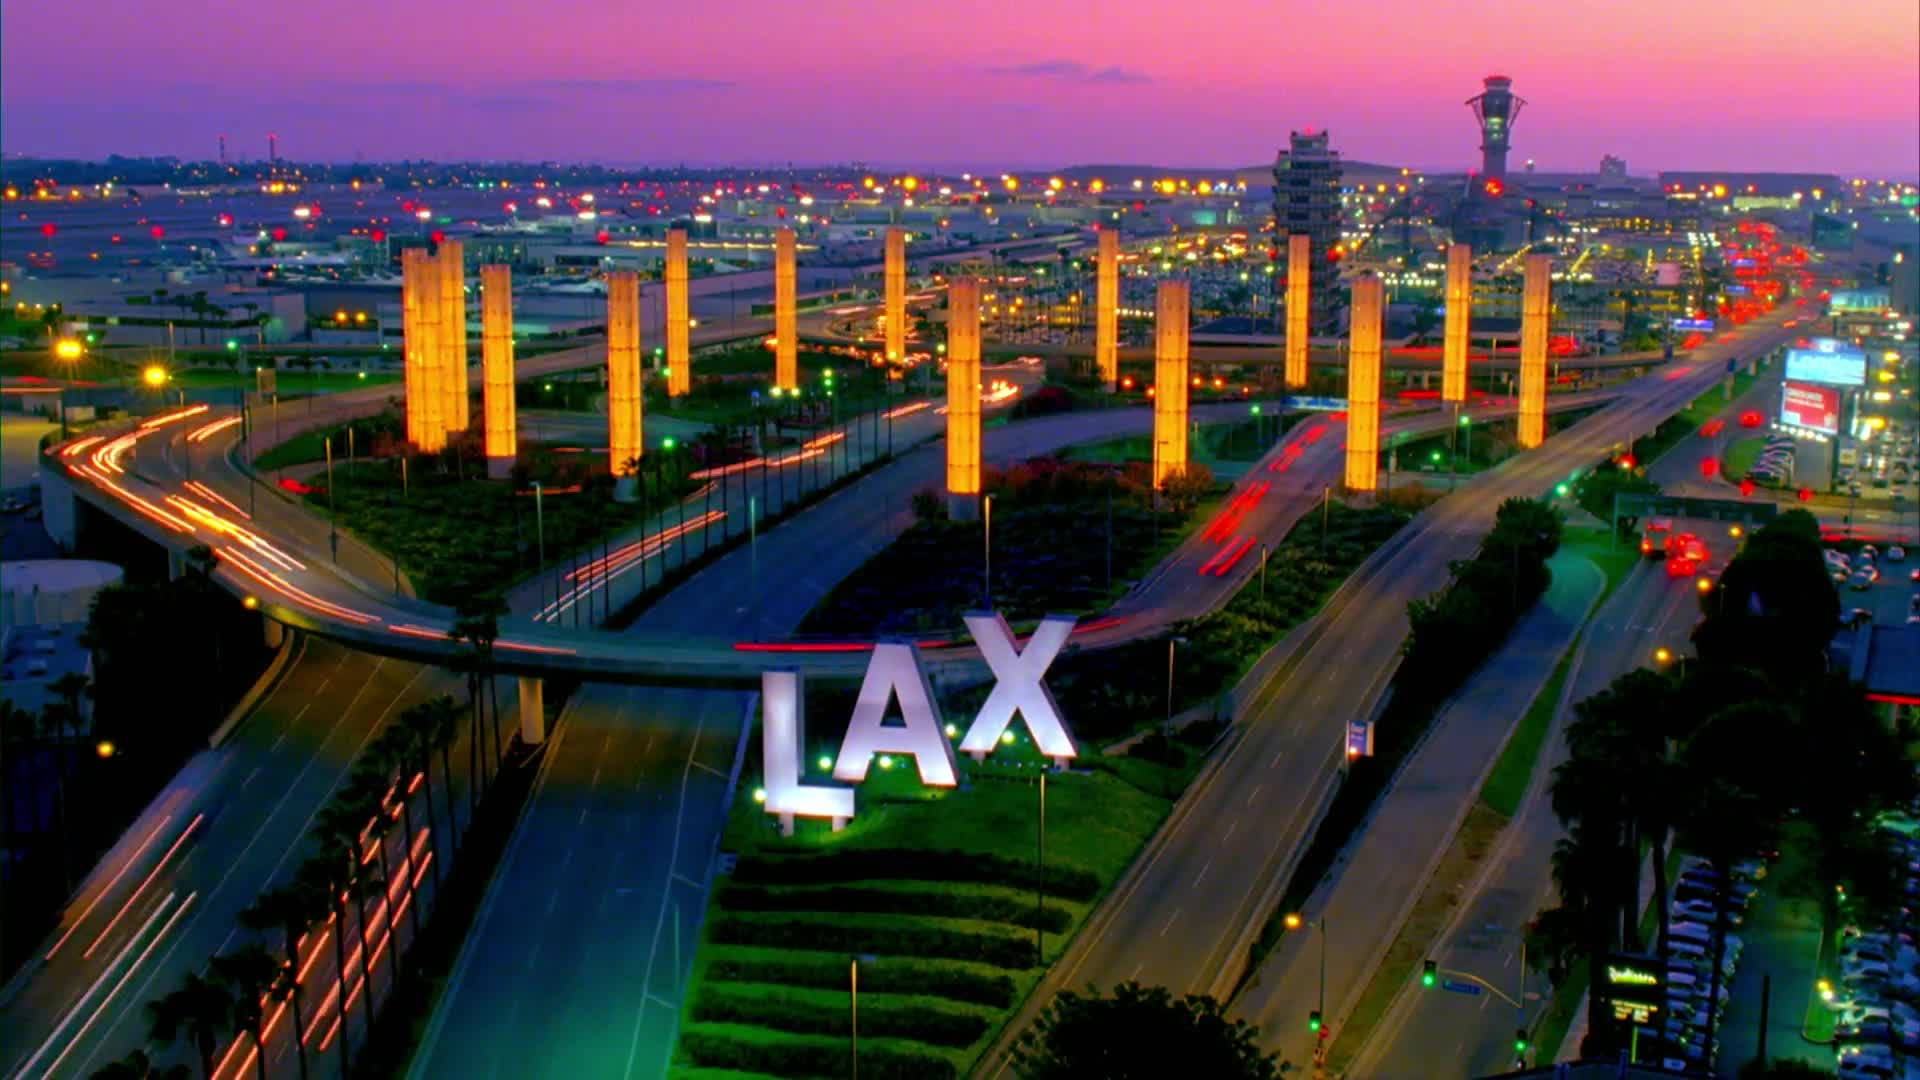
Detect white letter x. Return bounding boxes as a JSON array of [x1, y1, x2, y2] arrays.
[[959, 612, 1078, 763]]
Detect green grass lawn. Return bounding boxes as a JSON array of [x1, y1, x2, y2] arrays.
[[798, 462, 1218, 638], [175, 367, 400, 394], [673, 492, 1431, 1077], [305, 453, 698, 604], [1060, 413, 1300, 469], [673, 702, 1217, 1079]]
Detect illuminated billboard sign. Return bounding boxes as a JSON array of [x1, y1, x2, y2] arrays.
[[1781, 382, 1841, 436], [761, 612, 1077, 832], [1830, 289, 1889, 311], [1600, 955, 1666, 1027], [1785, 338, 1867, 387], [1671, 318, 1715, 332]]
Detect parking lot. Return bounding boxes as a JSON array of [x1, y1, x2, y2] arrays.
[[1811, 813, 1920, 1080], [1828, 542, 1920, 630]]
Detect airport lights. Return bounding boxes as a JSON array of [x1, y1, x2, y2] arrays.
[[142, 364, 168, 388]]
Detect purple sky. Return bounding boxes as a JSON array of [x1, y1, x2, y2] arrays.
[[4, 0, 1916, 176]]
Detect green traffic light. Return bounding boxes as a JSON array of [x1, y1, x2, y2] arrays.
[[1458, 414, 1471, 426], [663, 437, 676, 449], [1308, 1012, 1322, 1032], [1421, 960, 1437, 987], [1555, 483, 1570, 497], [225, 340, 239, 351], [1250, 404, 1262, 415]]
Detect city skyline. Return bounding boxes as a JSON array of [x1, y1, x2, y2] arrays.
[[2, 0, 1916, 177]]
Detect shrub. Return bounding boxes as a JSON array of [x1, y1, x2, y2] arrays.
[[730, 848, 1101, 901], [716, 884, 1072, 934], [709, 916, 1038, 970], [707, 954, 1015, 1007], [679, 1029, 956, 1080], [692, 987, 989, 1048]]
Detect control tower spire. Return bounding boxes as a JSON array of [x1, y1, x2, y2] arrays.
[[1465, 75, 1525, 182]]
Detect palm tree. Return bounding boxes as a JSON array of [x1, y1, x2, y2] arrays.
[[347, 761, 416, 952], [237, 886, 319, 1080], [313, 803, 379, 1007], [372, 727, 427, 939], [89, 1048, 189, 1079], [426, 696, 463, 857], [293, 857, 353, 1077], [147, 970, 232, 1079], [450, 594, 507, 803], [211, 945, 280, 1080], [394, 703, 446, 888]]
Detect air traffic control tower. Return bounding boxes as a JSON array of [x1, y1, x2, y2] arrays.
[[1466, 75, 1525, 182]]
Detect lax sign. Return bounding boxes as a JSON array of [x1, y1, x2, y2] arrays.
[[762, 612, 1076, 833]]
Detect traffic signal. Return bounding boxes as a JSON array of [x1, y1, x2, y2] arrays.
[[1514, 1028, 1529, 1053], [1422, 960, 1437, 988], [1308, 1010, 1322, 1033]]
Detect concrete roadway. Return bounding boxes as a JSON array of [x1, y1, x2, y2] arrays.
[[408, 393, 1373, 1080], [1234, 549, 1607, 1073], [1344, 369, 1805, 1077], [972, 308, 1807, 1077], [1342, 556, 1710, 1079], [0, 635, 507, 1079]]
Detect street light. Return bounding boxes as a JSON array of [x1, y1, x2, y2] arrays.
[[983, 493, 994, 609], [142, 364, 168, 389], [1164, 635, 1189, 738]]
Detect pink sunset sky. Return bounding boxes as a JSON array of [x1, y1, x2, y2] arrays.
[[4, 0, 1916, 176]]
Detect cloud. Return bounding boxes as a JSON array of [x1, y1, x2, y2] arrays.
[[522, 78, 734, 95], [988, 60, 1150, 85]]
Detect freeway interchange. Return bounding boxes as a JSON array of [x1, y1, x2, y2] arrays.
[[6, 307, 1801, 1079]]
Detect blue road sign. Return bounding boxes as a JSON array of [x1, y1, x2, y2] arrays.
[[1442, 979, 1483, 996]]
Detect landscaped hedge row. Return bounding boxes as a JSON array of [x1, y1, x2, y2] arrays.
[[692, 986, 990, 1047], [705, 954, 1016, 1007], [710, 916, 1038, 970], [680, 1029, 957, 1080], [716, 883, 1072, 934], [729, 848, 1101, 901]]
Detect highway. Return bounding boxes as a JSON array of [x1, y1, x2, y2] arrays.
[[0, 636, 508, 1079], [1330, 360, 1807, 1077], [973, 308, 1806, 1077]]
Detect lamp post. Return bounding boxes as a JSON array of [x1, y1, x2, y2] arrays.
[[324, 435, 338, 562], [983, 493, 994, 609], [1284, 912, 1329, 1054], [850, 956, 859, 1080], [1035, 769, 1047, 966], [1164, 635, 1189, 738]]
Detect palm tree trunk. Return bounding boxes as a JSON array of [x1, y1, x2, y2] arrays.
[[353, 886, 377, 1010], [372, 832, 405, 982], [417, 751, 444, 891], [1702, 862, 1731, 1062], [487, 668, 502, 776], [1621, 819, 1642, 951], [252, 1025, 268, 1080], [332, 902, 353, 1075], [396, 799, 422, 940], [439, 740, 459, 859], [1650, 827, 1671, 967], [285, 929, 310, 1080]]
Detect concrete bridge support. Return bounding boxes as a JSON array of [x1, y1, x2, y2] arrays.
[[518, 675, 547, 745]]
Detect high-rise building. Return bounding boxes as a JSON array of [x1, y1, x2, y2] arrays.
[[1273, 130, 1343, 329], [1466, 75, 1525, 182], [1599, 154, 1628, 180]]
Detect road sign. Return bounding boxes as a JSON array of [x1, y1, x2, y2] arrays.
[[1280, 395, 1347, 412], [1441, 979, 1483, 996]]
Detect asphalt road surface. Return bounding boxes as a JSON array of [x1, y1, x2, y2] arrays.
[[973, 308, 1806, 1077], [0, 636, 507, 1079]]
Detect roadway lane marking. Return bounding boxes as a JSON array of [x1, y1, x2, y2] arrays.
[[672, 872, 701, 890], [1223, 821, 1237, 841], [1271, 748, 1285, 768], [44, 892, 196, 1080], [579, 808, 590, 826], [1194, 860, 1213, 889], [1160, 909, 1182, 937], [44, 813, 174, 960], [240, 766, 261, 791], [546, 890, 560, 916], [1247, 784, 1264, 807], [83, 660, 429, 1066], [17, 893, 178, 1077], [623, 714, 713, 1080], [691, 760, 725, 779], [83, 813, 203, 958]]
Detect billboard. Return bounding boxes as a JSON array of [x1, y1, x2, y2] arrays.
[[1781, 381, 1841, 436], [1785, 338, 1868, 387], [1671, 318, 1715, 332]]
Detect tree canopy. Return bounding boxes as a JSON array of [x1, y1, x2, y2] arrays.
[[1012, 982, 1288, 1080]]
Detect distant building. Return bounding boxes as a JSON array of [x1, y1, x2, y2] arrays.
[[1891, 248, 1918, 318], [0, 622, 95, 731], [1272, 130, 1343, 327], [1599, 154, 1628, 179]]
